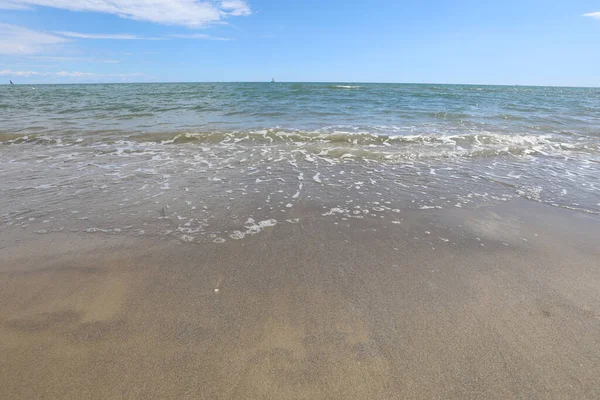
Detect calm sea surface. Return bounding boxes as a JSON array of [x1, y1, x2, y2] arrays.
[[1, 83, 599, 242]]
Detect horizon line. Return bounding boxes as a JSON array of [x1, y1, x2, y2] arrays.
[[2, 81, 599, 89]]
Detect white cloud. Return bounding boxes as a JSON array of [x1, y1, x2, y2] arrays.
[[168, 33, 233, 40], [583, 12, 600, 19], [56, 31, 160, 40], [0, 23, 68, 55], [0, 0, 252, 27]]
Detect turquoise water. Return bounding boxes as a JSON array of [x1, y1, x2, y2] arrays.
[[1, 83, 599, 242], [2, 82, 600, 140]]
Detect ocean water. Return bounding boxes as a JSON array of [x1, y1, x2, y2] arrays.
[[1, 83, 599, 243]]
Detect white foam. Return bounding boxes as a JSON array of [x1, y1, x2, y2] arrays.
[[323, 207, 348, 216], [517, 186, 543, 201], [243, 218, 278, 236], [258, 219, 277, 228], [229, 230, 246, 240], [313, 173, 322, 183]]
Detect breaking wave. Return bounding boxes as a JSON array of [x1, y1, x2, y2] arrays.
[[3, 129, 597, 163]]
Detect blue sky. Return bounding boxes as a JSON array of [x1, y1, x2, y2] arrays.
[[0, 0, 599, 85]]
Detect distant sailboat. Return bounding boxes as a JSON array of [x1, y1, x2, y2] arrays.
[[271, 78, 275, 83], [9, 80, 14, 85]]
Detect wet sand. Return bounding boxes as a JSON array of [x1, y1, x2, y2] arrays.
[[1, 199, 600, 399]]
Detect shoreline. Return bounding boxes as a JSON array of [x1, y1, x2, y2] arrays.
[[1, 199, 600, 399]]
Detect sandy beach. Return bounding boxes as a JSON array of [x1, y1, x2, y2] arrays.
[[2, 0, 600, 397], [1, 198, 599, 399]]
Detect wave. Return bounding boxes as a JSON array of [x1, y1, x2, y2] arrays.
[[3, 128, 596, 149], [328, 85, 361, 89], [0, 133, 61, 145], [8, 132, 600, 169]]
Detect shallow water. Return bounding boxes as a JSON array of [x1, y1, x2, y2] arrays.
[[1, 83, 599, 243]]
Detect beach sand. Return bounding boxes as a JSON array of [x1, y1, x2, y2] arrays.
[[1, 199, 600, 399]]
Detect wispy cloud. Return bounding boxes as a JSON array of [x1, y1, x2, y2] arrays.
[[56, 31, 161, 40], [0, 0, 252, 27], [0, 69, 43, 77], [0, 0, 30, 9], [34, 56, 120, 63], [122, 51, 159, 56], [54, 30, 231, 41], [168, 33, 233, 41], [55, 71, 146, 78], [0, 69, 148, 79], [583, 12, 600, 19], [221, 0, 251, 16], [0, 23, 68, 55]]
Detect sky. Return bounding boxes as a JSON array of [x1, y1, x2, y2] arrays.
[[0, 0, 599, 86]]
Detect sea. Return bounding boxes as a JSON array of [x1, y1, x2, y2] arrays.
[[1, 82, 599, 243]]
